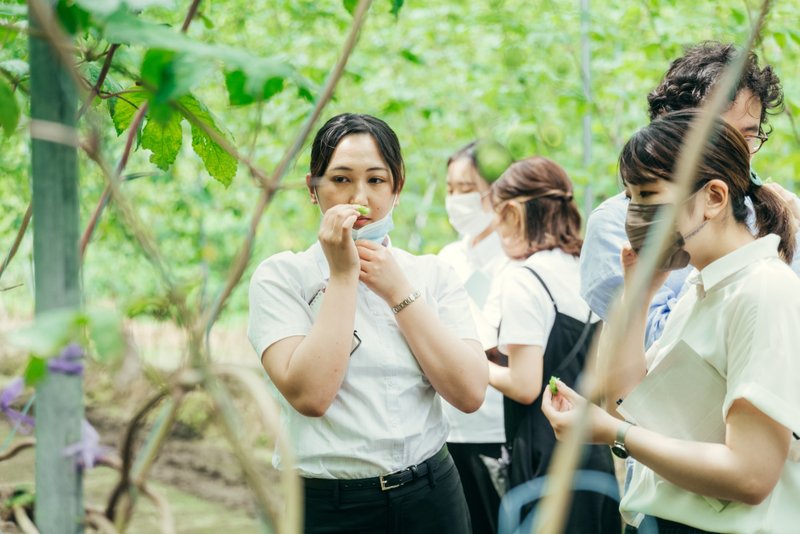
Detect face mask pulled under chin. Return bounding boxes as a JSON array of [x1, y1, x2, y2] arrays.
[[625, 202, 706, 271], [445, 192, 494, 237], [313, 187, 395, 245], [351, 211, 394, 245]]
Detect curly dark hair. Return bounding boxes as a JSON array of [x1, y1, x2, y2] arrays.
[[647, 41, 783, 133]]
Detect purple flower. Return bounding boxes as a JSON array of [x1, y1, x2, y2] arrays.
[[63, 419, 112, 470], [48, 343, 85, 375], [0, 377, 35, 433]]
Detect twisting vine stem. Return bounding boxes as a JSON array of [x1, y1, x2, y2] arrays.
[[200, 0, 375, 335], [0, 203, 32, 283]]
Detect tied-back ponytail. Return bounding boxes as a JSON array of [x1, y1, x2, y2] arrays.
[[620, 109, 797, 266], [750, 185, 796, 263]]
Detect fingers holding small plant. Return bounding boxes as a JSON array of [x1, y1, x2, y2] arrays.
[[318, 204, 363, 277], [542, 379, 618, 445]]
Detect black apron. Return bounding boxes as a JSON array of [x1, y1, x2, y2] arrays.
[[502, 267, 620, 533]]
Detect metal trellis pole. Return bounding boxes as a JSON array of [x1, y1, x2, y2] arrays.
[[29, 1, 84, 531], [580, 0, 593, 216]]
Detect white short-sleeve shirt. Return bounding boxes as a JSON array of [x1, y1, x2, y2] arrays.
[[498, 248, 596, 355], [438, 232, 508, 443], [247, 241, 479, 479], [621, 235, 800, 533]]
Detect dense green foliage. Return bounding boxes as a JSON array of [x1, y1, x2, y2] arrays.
[[2, 0, 800, 320]]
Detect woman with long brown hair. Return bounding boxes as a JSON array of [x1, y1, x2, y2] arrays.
[[542, 109, 800, 533], [488, 157, 620, 532]]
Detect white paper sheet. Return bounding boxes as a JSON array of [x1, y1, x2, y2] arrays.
[[618, 340, 726, 444], [618, 340, 730, 511]]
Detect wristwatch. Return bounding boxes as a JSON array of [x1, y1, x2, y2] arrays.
[[610, 421, 633, 459]]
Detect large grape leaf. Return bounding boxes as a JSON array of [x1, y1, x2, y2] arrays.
[[102, 10, 314, 106], [110, 88, 150, 135], [141, 112, 183, 170], [178, 94, 237, 186]]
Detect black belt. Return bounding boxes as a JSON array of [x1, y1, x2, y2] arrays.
[[303, 445, 450, 492], [655, 517, 716, 534]]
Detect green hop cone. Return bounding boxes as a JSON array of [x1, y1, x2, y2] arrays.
[[549, 375, 559, 395], [474, 139, 514, 183], [355, 205, 369, 215]]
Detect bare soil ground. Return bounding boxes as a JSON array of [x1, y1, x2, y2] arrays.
[[0, 316, 278, 533]]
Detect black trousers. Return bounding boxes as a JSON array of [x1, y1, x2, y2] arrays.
[[448, 442, 502, 534], [654, 518, 717, 533], [625, 517, 717, 534], [303, 453, 471, 534]]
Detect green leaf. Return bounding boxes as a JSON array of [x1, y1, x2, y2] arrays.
[[110, 88, 150, 135], [140, 49, 176, 122], [400, 49, 423, 65], [342, 0, 357, 15], [74, 0, 120, 16], [125, 295, 174, 319], [178, 94, 237, 186], [198, 11, 214, 29], [141, 113, 183, 170], [80, 62, 122, 94], [56, 0, 91, 35], [8, 491, 35, 508], [390, 0, 404, 18], [104, 11, 312, 107], [6, 309, 78, 355], [142, 49, 214, 110], [0, 78, 20, 137], [104, 10, 278, 68], [225, 70, 254, 106], [297, 84, 315, 102], [225, 69, 285, 106], [86, 309, 124, 364], [730, 8, 747, 26], [191, 125, 237, 186], [24, 356, 48, 387]]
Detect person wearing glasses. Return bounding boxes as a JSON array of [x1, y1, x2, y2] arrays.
[[580, 41, 800, 350], [543, 110, 800, 534], [247, 113, 488, 533]]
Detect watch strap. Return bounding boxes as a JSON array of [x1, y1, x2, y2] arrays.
[[616, 421, 633, 447]]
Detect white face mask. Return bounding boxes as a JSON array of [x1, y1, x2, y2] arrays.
[[445, 192, 494, 237], [351, 210, 394, 245], [314, 188, 396, 245]]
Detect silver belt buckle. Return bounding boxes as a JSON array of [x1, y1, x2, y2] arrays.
[[379, 471, 402, 491]]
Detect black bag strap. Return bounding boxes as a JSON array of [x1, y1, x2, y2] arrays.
[[554, 310, 594, 376], [521, 266, 594, 377], [522, 266, 558, 313]]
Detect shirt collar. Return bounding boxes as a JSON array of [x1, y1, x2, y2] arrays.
[[692, 234, 780, 293], [463, 231, 501, 265]]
